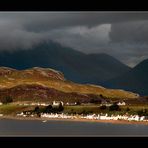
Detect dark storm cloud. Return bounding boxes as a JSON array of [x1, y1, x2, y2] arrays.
[[23, 12, 148, 32], [0, 12, 148, 66], [1, 12, 148, 31], [109, 20, 148, 43], [45, 19, 148, 67]]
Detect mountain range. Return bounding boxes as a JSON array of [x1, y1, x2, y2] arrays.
[[0, 40, 148, 96], [0, 41, 130, 84]]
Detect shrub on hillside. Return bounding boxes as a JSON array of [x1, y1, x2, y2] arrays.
[[34, 106, 40, 113], [57, 102, 64, 112], [76, 101, 81, 105], [90, 98, 101, 104], [126, 107, 130, 111], [44, 105, 53, 113], [34, 106, 41, 117], [109, 103, 120, 111], [100, 105, 107, 110], [137, 109, 148, 116], [1, 96, 13, 104]]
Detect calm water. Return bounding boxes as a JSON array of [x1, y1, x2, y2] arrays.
[[0, 119, 148, 136]]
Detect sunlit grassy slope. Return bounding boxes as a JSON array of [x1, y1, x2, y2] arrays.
[[0, 67, 139, 99]]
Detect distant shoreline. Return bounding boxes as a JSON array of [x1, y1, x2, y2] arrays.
[[1, 115, 148, 125]]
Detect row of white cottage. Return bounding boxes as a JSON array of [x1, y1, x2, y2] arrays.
[[18, 101, 64, 106], [39, 113, 147, 122], [0, 100, 126, 106]]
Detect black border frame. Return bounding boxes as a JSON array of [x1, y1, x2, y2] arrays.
[[0, 0, 148, 147]]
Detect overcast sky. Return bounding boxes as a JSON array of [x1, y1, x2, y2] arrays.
[[0, 12, 148, 67]]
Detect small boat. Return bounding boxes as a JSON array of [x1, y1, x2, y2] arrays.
[[42, 120, 47, 123]]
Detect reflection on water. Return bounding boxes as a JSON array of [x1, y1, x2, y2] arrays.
[[0, 119, 148, 136]]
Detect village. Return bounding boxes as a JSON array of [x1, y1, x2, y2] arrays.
[[15, 100, 148, 123], [9, 100, 126, 107], [0, 99, 148, 123], [16, 111, 148, 122]]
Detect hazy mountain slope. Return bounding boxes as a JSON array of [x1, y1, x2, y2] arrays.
[[0, 40, 131, 84]]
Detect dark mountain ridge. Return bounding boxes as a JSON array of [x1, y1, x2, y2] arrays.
[[104, 59, 148, 96], [0, 40, 131, 84]]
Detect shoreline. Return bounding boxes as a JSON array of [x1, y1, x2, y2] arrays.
[[1, 115, 148, 125]]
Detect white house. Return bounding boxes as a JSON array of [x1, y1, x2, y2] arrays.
[[66, 102, 78, 106], [117, 101, 126, 106], [52, 101, 64, 106]]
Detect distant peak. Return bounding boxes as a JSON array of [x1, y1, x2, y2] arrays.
[[134, 59, 148, 69]]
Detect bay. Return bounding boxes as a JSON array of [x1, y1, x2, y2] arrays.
[[0, 119, 148, 136]]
